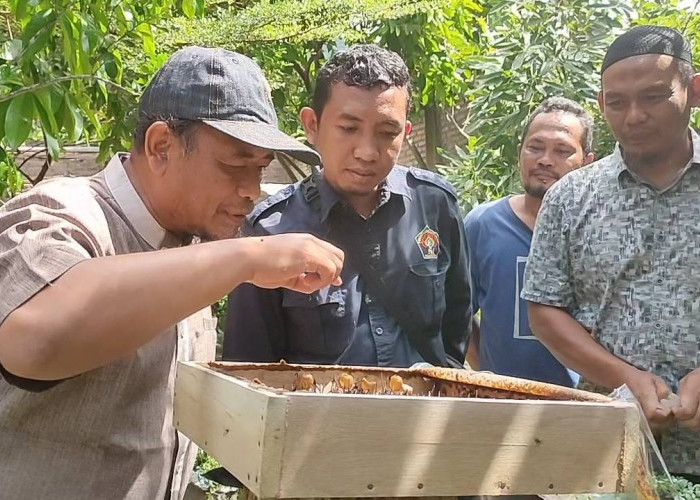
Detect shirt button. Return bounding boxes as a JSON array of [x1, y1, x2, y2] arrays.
[[375, 327, 383, 335], [656, 278, 663, 285], [654, 322, 662, 329], [365, 295, 372, 304], [657, 234, 665, 242]]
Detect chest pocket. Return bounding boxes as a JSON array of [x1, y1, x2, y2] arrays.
[[403, 259, 449, 333], [281, 287, 351, 358]]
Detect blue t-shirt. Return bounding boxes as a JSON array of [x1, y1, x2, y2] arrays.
[[464, 197, 580, 387]]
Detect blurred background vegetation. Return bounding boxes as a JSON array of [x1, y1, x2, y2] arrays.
[[1, 0, 698, 207]]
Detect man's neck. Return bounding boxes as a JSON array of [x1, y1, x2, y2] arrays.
[[345, 191, 381, 219], [509, 193, 542, 231]]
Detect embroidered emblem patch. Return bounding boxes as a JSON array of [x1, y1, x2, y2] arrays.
[[415, 226, 440, 260]]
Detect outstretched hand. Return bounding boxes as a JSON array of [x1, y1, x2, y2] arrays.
[[244, 234, 344, 294], [624, 367, 674, 434]]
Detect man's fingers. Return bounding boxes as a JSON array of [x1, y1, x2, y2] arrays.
[[285, 273, 326, 294], [652, 376, 671, 400], [676, 395, 700, 429], [306, 237, 344, 284], [634, 375, 671, 425], [675, 376, 700, 426], [312, 239, 344, 281], [638, 387, 663, 418], [314, 236, 345, 262]]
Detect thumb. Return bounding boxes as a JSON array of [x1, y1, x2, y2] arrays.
[[652, 376, 671, 400]]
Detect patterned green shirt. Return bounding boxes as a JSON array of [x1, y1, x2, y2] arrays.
[[522, 129, 700, 475]]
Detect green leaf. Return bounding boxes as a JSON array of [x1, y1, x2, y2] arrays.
[[60, 16, 78, 71], [43, 129, 60, 161], [62, 96, 84, 142], [182, 0, 197, 19], [32, 88, 59, 134], [22, 10, 56, 61], [4, 94, 35, 151], [0, 100, 9, 140], [13, 0, 29, 20], [22, 9, 54, 45], [136, 24, 156, 58], [103, 51, 120, 79]]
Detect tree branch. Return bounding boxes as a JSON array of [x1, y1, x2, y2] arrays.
[[0, 75, 138, 103], [406, 136, 428, 170], [17, 148, 45, 170], [238, 0, 422, 43], [291, 60, 312, 93], [682, 0, 700, 34]]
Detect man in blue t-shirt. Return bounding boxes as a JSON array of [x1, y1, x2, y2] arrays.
[[464, 97, 594, 387]]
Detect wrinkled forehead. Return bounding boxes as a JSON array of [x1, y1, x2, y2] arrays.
[[525, 111, 585, 143]]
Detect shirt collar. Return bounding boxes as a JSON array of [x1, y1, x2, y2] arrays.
[[316, 165, 413, 222], [614, 128, 700, 185], [104, 153, 171, 249]]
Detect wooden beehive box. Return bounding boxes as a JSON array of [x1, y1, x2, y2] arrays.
[[174, 362, 641, 498]]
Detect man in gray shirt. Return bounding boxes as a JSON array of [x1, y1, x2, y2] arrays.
[[0, 47, 343, 499], [523, 26, 700, 479]]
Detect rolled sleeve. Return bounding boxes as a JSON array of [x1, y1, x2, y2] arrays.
[[0, 183, 111, 326], [521, 181, 574, 309]]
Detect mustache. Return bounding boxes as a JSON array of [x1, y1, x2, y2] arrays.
[[223, 203, 254, 215], [531, 167, 561, 178]]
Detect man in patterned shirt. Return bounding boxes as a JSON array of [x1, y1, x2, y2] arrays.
[[522, 25, 700, 479]]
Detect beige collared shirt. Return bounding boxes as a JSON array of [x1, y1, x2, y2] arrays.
[[0, 154, 215, 499]]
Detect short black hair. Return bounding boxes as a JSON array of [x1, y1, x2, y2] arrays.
[[133, 114, 201, 156], [312, 44, 412, 117], [521, 97, 594, 154]]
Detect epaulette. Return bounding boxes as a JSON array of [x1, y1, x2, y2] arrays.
[[249, 183, 298, 225], [407, 166, 459, 201]]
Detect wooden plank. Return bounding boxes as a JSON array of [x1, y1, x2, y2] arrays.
[[277, 393, 638, 498], [173, 362, 287, 497]]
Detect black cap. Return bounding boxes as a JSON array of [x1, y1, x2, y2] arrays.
[[602, 25, 693, 74], [139, 47, 320, 165]]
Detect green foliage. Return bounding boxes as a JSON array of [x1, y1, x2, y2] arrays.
[[371, 0, 484, 108], [439, 0, 635, 211], [164, 0, 486, 136], [440, 0, 700, 212], [0, 0, 199, 200], [193, 449, 237, 499], [653, 474, 700, 500]]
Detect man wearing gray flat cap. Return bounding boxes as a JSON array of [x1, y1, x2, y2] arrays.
[[0, 47, 344, 499]]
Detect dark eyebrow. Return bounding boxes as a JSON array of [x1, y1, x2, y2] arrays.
[[379, 119, 403, 128], [338, 113, 402, 128], [603, 91, 624, 99]]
